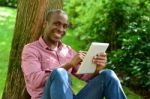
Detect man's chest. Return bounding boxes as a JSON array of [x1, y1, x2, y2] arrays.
[[39, 50, 73, 70]]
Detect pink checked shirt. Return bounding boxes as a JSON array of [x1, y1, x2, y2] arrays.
[[21, 37, 91, 99]]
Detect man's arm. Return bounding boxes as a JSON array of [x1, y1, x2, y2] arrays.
[[62, 51, 86, 70], [21, 45, 50, 89]]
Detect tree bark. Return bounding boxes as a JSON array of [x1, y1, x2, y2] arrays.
[[2, 0, 63, 99]]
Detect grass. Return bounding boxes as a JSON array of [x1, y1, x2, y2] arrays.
[[0, 6, 16, 97], [0, 6, 142, 99]]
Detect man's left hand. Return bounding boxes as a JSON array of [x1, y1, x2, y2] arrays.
[[92, 52, 107, 73]]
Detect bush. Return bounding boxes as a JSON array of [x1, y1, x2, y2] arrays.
[[64, 0, 150, 91], [0, 0, 17, 8]]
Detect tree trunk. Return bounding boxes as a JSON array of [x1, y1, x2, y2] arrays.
[[2, 0, 63, 99]]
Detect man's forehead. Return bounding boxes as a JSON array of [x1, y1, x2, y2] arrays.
[[51, 12, 68, 19], [49, 13, 68, 23]]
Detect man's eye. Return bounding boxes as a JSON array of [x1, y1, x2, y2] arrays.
[[63, 25, 68, 29], [55, 22, 61, 26]]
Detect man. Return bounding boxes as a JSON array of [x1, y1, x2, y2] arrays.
[[21, 9, 127, 99]]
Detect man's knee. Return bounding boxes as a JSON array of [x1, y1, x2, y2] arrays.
[[52, 68, 68, 80], [100, 69, 120, 83]]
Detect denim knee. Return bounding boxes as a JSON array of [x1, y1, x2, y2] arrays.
[[100, 69, 120, 83], [52, 68, 69, 81]]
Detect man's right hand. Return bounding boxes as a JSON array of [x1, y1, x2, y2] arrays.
[[62, 51, 86, 70], [69, 51, 86, 67]]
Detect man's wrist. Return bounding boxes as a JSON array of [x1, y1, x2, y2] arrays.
[[68, 62, 74, 68], [90, 70, 99, 78], [94, 69, 99, 75], [63, 62, 74, 70]]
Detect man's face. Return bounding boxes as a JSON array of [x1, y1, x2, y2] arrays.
[[43, 12, 68, 43]]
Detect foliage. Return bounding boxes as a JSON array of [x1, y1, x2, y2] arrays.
[[108, 0, 150, 90], [64, 0, 150, 92], [0, 0, 17, 8]]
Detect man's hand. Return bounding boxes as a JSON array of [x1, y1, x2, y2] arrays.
[[63, 51, 86, 70], [70, 51, 86, 67], [92, 52, 107, 73]]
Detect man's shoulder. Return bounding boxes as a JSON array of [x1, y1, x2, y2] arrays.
[[24, 40, 39, 48], [23, 40, 40, 53]]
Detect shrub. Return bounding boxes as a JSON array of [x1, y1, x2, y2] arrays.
[[64, 0, 150, 91]]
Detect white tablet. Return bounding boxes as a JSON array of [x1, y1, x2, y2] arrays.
[[77, 42, 109, 74]]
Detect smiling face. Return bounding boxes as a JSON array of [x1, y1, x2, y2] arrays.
[[43, 11, 68, 45]]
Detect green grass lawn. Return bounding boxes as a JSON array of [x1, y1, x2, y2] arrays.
[[0, 6, 16, 97], [0, 6, 142, 99]]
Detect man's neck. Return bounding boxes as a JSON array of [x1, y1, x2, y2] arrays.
[[48, 42, 58, 50], [43, 36, 58, 50]]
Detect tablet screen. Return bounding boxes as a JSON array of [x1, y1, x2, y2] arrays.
[[77, 42, 109, 74]]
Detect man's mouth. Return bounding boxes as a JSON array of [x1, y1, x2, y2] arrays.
[[53, 29, 65, 39], [55, 33, 63, 39]]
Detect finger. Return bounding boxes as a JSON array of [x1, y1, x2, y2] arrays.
[[78, 53, 86, 60], [97, 53, 107, 57], [79, 50, 87, 54], [80, 52, 87, 57], [95, 56, 106, 60], [92, 59, 107, 65], [79, 52, 86, 57], [93, 56, 107, 61], [96, 61, 106, 65], [94, 60, 106, 64]]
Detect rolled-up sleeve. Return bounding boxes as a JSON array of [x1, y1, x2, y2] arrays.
[[21, 45, 50, 90]]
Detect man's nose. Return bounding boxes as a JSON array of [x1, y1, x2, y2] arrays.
[[59, 25, 65, 32]]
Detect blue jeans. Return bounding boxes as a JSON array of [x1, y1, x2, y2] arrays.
[[42, 68, 127, 99]]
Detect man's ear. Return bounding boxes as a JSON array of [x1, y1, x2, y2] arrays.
[[43, 21, 48, 28]]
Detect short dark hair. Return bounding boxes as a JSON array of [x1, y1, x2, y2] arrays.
[[46, 9, 67, 22]]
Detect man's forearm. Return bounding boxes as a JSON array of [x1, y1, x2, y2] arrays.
[[62, 62, 74, 70]]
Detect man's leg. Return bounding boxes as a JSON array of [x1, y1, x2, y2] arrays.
[[42, 68, 73, 99], [74, 69, 127, 99]]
